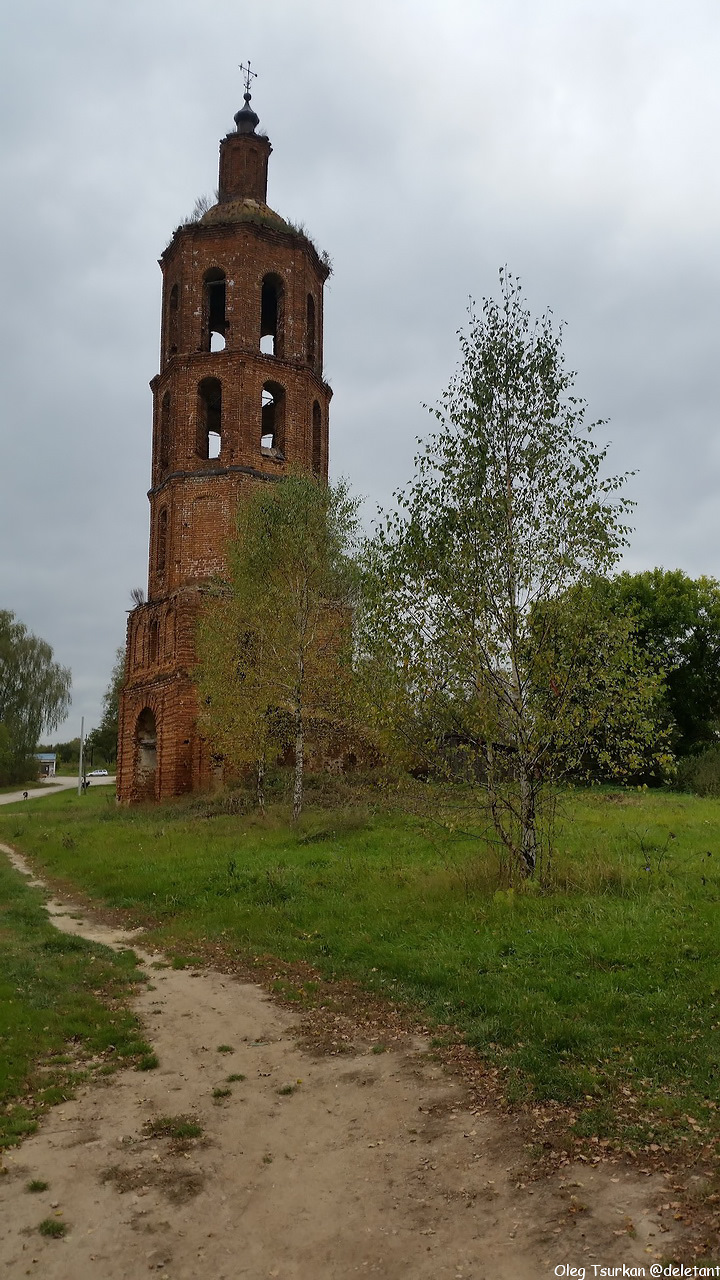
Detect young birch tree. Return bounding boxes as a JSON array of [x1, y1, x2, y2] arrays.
[[360, 272, 664, 879], [197, 475, 359, 820]]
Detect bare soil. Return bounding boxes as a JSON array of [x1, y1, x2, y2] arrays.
[[0, 846, 685, 1279]]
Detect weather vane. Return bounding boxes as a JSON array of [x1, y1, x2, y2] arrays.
[[239, 60, 257, 98]]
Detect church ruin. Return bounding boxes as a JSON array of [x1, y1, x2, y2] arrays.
[[116, 83, 332, 802]]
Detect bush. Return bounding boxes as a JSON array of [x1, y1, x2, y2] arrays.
[[675, 745, 720, 796]]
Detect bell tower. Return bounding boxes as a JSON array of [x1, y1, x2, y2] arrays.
[[117, 85, 332, 802]]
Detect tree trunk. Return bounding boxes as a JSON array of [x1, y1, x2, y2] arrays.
[[256, 752, 265, 814], [292, 652, 305, 822], [292, 711, 304, 822], [518, 759, 537, 877]]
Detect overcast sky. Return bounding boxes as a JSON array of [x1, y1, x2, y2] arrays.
[[1, 0, 719, 739]]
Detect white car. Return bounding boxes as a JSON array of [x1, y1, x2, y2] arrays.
[[87, 769, 109, 777]]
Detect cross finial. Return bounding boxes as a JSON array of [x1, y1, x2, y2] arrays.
[[239, 60, 257, 100]]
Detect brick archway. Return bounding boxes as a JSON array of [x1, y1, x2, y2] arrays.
[[135, 707, 157, 800]]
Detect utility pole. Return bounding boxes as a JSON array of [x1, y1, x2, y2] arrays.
[[77, 716, 85, 795]]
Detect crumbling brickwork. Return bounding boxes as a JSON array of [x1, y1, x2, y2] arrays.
[[117, 94, 332, 803]]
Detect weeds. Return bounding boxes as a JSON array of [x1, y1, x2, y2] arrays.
[[135, 1052, 159, 1071], [38, 1218, 67, 1237], [144, 1115, 203, 1141], [26, 1179, 49, 1193]]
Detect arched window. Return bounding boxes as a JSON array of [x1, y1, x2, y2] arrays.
[[306, 294, 316, 367], [261, 381, 286, 456], [168, 283, 179, 356], [157, 508, 168, 572], [312, 401, 322, 476], [197, 377, 222, 459], [148, 618, 159, 665], [260, 274, 284, 357], [159, 391, 170, 471], [203, 268, 226, 352], [135, 708, 157, 780]]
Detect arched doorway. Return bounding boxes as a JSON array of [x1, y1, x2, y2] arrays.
[[135, 707, 157, 798]]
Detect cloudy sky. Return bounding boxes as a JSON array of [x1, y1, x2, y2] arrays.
[[1, 0, 719, 739]]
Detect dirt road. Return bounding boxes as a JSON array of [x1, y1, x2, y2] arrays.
[[0, 775, 116, 806], [0, 844, 681, 1278]]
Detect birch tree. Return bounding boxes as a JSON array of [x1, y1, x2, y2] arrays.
[[197, 475, 359, 819], [360, 272, 664, 878]]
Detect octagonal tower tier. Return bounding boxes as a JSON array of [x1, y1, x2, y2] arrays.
[[117, 94, 332, 802]]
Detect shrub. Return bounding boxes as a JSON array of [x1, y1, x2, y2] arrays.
[[675, 746, 720, 797]]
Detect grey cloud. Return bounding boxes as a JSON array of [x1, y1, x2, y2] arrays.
[[1, 0, 719, 735]]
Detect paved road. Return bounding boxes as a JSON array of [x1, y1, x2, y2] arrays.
[[0, 775, 116, 806]]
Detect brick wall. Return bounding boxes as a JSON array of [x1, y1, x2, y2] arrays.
[[117, 115, 332, 803]]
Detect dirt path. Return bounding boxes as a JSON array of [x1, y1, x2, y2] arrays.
[[0, 845, 681, 1279], [0, 775, 116, 806]]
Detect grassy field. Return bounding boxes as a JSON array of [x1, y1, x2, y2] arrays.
[[0, 844, 155, 1149], [1, 781, 719, 1153]]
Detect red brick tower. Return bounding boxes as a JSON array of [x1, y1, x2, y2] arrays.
[[117, 88, 332, 802]]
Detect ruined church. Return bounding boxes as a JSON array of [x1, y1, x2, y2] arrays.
[[116, 85, 332, 802]]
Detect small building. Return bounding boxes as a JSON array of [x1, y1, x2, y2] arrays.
[[36, 752, 57, 777]]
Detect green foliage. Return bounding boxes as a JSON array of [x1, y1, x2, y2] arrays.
[[359, 271, 662, 878], [47, 738, 81, 767], [197, 475, 360, 819], [529, 582, 672, 785], [602, 569, 720, 757], [0, 611, 71, 784], [676, 745, 720, 797], [86, 647, 125, 765]]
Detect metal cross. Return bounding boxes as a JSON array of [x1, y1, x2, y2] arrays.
[[239, 61, 257, 97]]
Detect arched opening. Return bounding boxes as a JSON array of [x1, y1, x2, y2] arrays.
[[203, 268, 226, 353], [148, 618, 159, 665], [260, 274, 284, 357], [135, 708, 157, 786], [157, 508, 168, 572], [168, 283, 179, 356], [312, 401, 322, 476], [159, 392, 170, 471], [197, 377, 222, 459], [306, 293, 316, 368], [261, 382, 286, 457]]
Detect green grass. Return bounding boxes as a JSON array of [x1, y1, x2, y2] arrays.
[[0, 837, 153, 1149], [38, 1218, 68, 1237], [2, 783, 720, 1150], [144, 1114, 203, 1140]]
